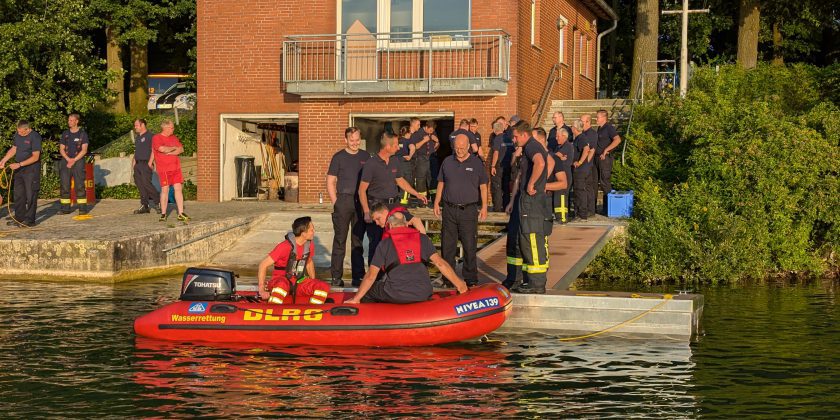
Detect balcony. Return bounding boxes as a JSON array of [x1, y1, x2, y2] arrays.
[[282, 30, 510, 97]]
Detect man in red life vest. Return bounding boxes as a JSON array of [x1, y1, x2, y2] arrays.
[[346, 204, 468, 304], [257, 216, 331, 305]]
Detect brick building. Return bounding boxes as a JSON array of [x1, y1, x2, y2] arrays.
[[196, 0, 616, 202]]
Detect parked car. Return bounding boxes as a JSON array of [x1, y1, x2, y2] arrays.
[[147, 82, 196, 111]]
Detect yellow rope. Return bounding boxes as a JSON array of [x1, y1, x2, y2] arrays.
[[0, 166, 27, 228], [557, 294, 674, 341]]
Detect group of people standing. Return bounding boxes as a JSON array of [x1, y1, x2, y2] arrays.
[[311, 111, 621, 299], [0, 115, 190, 228]]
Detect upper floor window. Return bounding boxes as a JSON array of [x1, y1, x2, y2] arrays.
[[340, 0, 471, 41]]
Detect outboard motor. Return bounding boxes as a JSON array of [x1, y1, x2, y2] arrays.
[[179, 267, 236, 301]]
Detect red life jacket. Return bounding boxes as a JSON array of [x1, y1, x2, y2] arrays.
[[381, 206, 408, 240], [383, 226, 424, 272], [273, 233, 311, 283]]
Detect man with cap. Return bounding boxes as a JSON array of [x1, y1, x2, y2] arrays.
[[433, 133, 489, 287], [359, 131, 428, 271], [547, 111, 573, 153], [326, 126, 369, 287], [346, 206, 468, 304], [58, 113, 89, 215], [510, 119, 551, 294], [0, 120, 42, 227], [595, 109, 622, 215]]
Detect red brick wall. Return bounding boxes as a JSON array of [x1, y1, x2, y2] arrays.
[[197, 0, 599, 202]]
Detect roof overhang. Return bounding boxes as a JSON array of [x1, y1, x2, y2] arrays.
[[581, 0, 619, 21]]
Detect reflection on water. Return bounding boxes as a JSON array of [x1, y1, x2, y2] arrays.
[[0, 277, 837, 417]]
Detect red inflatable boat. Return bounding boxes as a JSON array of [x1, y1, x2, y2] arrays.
[[134, 267, 512, 346]]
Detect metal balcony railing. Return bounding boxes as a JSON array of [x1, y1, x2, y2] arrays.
[[282, 29, 510, 96]]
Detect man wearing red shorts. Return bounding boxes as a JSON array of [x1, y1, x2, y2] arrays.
[[257, 216, 331, 305], [152, 119, 189, 222]]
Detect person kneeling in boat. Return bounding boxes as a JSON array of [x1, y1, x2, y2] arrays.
[[257, 216, 331, 305], [346, 209, 468, 304]]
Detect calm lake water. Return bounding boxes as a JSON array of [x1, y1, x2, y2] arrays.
[[1, 276, 837, 418]]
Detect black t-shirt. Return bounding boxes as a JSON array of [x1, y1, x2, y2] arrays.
[[60, 129, 89, 160], [549, 154, 567, 191], [328, 149, 370, 195], [410, 130, 434, 159], [555, 139, 575, 177], [597, 122, 619, 154], [13, 130, 42, 163], [134, 131, 154, 161], [360, 153, 401, 200], [472, 131, 482, 153], [575, 129, 598, 171], [396, 136, 413, 158], [491, 132, 514, 167], [548, 125, 573, 153], [448, 129, 477, 152], [519, 138, 547, 194], [437, 154, 489, 204], [371, 234, 436, 302]]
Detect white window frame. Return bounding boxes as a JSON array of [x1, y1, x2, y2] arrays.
[[530, 0, 536, 46], [337, 0, 472, 49], [558, 15, 568, 64]]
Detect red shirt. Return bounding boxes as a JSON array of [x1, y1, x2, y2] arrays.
[[268, 239, 314, 282], [152, 134, 183, 172]]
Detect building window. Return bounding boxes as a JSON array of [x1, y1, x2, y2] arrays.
[[558, 15, 568, 63], [341, 0, 378, 33], [530, 0, 539, 46], [340, 0, 471, 41], [578, 35, 593, 79]]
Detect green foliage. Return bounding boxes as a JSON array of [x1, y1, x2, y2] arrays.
[[87, 111, 196, 159], [593, 64, 840, 284], [96, 183, 140, 200], [0, 0, 112, 147]]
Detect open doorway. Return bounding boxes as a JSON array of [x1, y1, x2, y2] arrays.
[[219, 114, 299, 202], [349, 113, 456, 158]]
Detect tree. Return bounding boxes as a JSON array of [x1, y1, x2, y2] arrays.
[[737, 0, 760, 69], [630, 0, 659, 98], [0, 0, 111, 142]]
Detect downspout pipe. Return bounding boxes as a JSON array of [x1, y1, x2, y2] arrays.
[[596, 17, 618, 96]]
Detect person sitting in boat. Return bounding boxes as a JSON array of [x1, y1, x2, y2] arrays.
[[257, 216, 331, 305], [346, 208, 468, 304]]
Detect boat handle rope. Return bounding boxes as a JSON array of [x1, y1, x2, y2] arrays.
[[556, 294, 674, 342]]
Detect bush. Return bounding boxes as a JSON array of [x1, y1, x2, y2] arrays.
[[85, 110, 197, 159], [590, 64, 840, 284], [96, 180, 197, 201]]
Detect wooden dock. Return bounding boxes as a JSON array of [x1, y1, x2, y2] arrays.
[[477, 223, 616, 290]]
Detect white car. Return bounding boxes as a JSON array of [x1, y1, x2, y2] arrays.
[[147, 82, 196, 111]]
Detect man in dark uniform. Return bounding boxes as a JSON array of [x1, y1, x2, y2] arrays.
[[468, 118, 482, 156], [57, 113, 89, 215], [409, 119, 438, 206], [359, 131, 428, 268], [448, 119, 478, 155], [572, 117, 596, 219], [433, 134, 489, 287], [326, 127, 370, 287], [132, 118, 159, 214], [489, 117, 512, 212], [396, 125, 416, 205], [511, 120, 551, 294], [595, 109, 622, 215], [552, 128, 575, 223], [0, 120, 42, 227], [547, 111, 573, 153], [346, 208, 467, 304], [502, 138, 525, 289]]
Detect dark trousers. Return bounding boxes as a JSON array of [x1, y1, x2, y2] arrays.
[[399, 158, 415, 204], [595, 155, 614, 214], [59, 159, 85, 207], [552, 188, 570, 222], [331, 194, 366, 285], [490, 165, 511, 212], [134, 160, 159, 207], [503, 194, 522, 287], [414, 156, 430, 194], [574, 166, 595, 218], [518, 193, 551, 289], [441, 202, 479, 285], [13, 163, 40, 224]]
